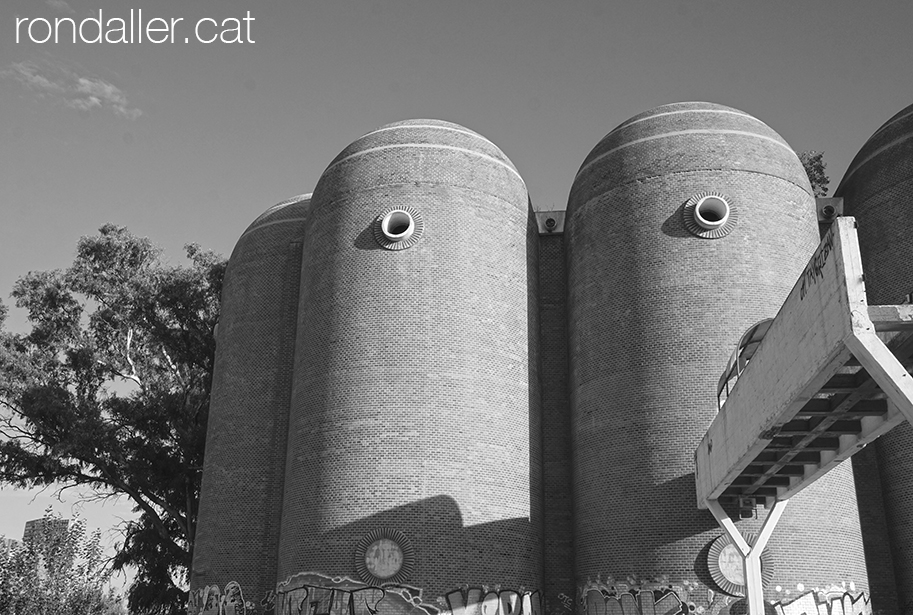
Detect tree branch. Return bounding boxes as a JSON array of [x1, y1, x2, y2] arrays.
[[101, 472, 187, 557], [160, 346, 185, 386]]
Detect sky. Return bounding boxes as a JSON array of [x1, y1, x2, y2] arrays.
[[0, 0, 911, 556]]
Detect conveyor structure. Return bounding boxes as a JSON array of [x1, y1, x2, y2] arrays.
[[695, 217, 913, 614]]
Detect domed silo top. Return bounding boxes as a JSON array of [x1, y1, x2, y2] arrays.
[[836, 102, 913, 205], [326, 119, 520, 175], [568, 101, 812, 218], [313, 119, 527, 213], [238, 194, 312, 240], [227, 194, 311, 258]]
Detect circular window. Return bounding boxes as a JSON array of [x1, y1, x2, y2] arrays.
[[355, 528, 415, 585], [374, 206, 424, 250], [683, 192, 737, 239]]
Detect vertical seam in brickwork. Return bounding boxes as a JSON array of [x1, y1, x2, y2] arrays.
[[263, 239, 303, 595]]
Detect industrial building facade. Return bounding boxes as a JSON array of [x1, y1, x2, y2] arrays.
[[189, 102, 913, 615]]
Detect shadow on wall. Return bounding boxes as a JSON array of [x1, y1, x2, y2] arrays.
[[190, 496, 544, 615], [590, 471, 722, 560], [266, 496, 543, 615], [354, 222, 384, 250], [190, 494, 874, 615], [660, 203, 692, 239], [315, 495, 538, 591]]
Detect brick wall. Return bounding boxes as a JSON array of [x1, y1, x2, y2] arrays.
[[191, 195, 309, 605], [188, 104, 913, 609], [277, 120, 543, 599], [838, 102, 913, 615], [538, 233, 575, 614], [565, 102, 867, 599]]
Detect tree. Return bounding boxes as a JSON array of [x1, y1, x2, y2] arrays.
[[799, 150, 830, 197], [0, 509, 126, 615], [0, 225, 226, 614]]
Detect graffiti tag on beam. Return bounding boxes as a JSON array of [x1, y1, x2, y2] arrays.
[[799, 225, 835, 301]]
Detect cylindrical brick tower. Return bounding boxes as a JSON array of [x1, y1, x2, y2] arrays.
[[837, 102, 913, 610], [191, 195, 311, 605], [565, 102, 868, 601], [277, 120, 542, 599]]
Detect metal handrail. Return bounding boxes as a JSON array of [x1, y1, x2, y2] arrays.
[[717, 318, 774, 409]]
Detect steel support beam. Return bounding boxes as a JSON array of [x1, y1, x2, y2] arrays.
[[707, 499, 788, 615]]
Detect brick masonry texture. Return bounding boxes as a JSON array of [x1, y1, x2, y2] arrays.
[[277, 120, 542, 600], [190, 103, 913, 612], [566, 103, 867, 599], [851, 447, 900, 614], [191, 195, 310, 603], [538, 234, 575, 613], [838, 102, 913, 615]]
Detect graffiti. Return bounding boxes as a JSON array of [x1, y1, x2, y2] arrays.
[[444, 585, 542, 615], [772, 590, 870, 615], [578, 577, 732, 615], [556, 594, 574, 612], [191, 574, 542, 615], [262, 591, 277, 614], [274, 572, 428, 615], [583, 587, 684, 615], [274, 572, 536, 615], [799, 226, 835, 301], [189, 581, 251, 615]]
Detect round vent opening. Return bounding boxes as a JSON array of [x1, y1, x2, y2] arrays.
[[694, 196, 730, 230], [381, 210, 415, 242], [374, 206, 424, 250], [683, 192, 737, 239]]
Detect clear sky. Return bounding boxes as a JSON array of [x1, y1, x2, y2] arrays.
[[1, 0, 911, 545]]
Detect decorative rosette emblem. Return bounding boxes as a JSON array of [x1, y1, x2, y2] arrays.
[[355, 528, 415, 585], [707, 532, 774, 596]]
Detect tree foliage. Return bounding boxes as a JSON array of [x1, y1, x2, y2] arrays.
[[0, 225, 226, 614], [799, 150, 830, 197], [0, 510, 125, 615]]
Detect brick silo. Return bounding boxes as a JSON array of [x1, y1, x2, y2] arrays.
[[565, 102, 868, 601], [276, 120, 542, 599], [837, 102, 913, 610], [191, 195, 311, 605]]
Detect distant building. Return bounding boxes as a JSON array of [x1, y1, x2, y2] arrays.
[[22, 517, 69, 547], [1, 536, 21, 555]]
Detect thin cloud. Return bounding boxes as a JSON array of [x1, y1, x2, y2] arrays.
[[45, 0, 76, 14], [2, 59, 141, 120]]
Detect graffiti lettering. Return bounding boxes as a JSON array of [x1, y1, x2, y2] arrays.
[[772, 591, 870, 615], [272, 573, 541, 615], [583, 588, 684, 615], [189, 581, 248, 615], [190, 575, 543, 615], [445, 587, 542, 615], [799, 227, 835, 301], [275, 574, 395, 615], [578, 577, 732, 615]]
